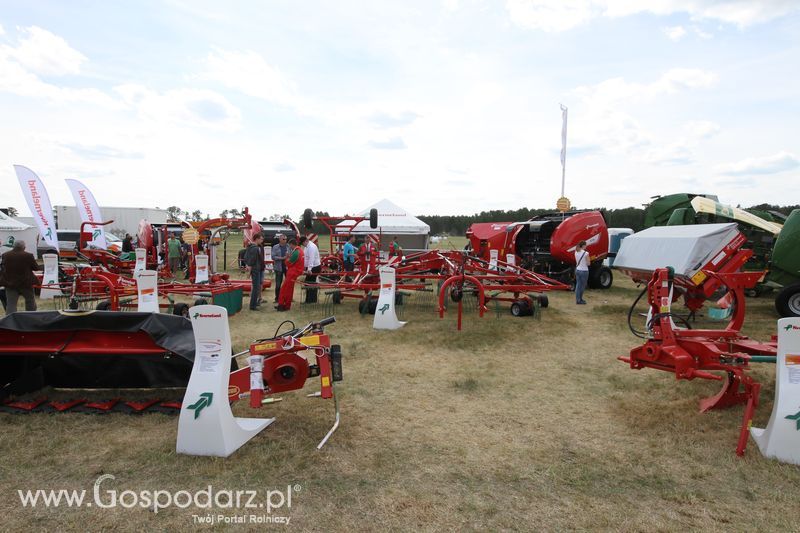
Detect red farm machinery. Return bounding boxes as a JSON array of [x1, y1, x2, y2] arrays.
[[614, 223, 780, 455], [466, 210, 615, 290]]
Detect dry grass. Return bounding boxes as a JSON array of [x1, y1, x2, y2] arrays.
[[1, 273, 799, 531]]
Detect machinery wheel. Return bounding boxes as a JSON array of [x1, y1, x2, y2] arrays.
[[332, 290, 342, 305], [68, 298, 80, 310], [450, 287, 463, 302], [538, 294, 549, 308], [369, 208, 378, 229], [358, 296, 379, 315], [96, 300, 111, 311], [194, 298, 208, 306], [589, 266, 613, 289], [395, 292, 404, 306], [775, 283, 800, 318], [303, 208, 314, 230], [173, 303, 190, 317], [510, 299, 532, 317]]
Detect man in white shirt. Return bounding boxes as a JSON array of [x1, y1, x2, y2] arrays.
[[301, 236, 322, 303], [574, 240, 590, 305]]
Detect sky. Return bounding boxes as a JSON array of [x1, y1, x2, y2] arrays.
[[1, 0, 798, 220]]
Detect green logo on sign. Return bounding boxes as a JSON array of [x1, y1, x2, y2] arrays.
[[45, 228, 52, 239], [786, 410, 800, 431], [93, 229, 101, 240], [187, 392, 213, 419], [379, 303, 390, 315], [193, 312, 200, 320]]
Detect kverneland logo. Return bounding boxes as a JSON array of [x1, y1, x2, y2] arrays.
[[783, 324, 800, 332], [194, 313, 222, 318]]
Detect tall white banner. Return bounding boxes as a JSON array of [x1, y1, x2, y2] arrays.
[[560, 104, 568, 197], [65, 179, 107, 250], [13, 165, 59, 252]]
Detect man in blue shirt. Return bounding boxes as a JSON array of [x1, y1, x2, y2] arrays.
[[271, 234, 289, 303], [342, 235, 356, 279]]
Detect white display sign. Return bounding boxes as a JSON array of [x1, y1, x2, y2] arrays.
[[177, 305, 273, 457], [136, 269, 159, 312], [489, 249, 499, 271], [40, 253, 61, 299], [751, 318, 800, 464], [264, 247, 273, 272], [373, 266, 407, 330], [134, 248, 146, 274], [195, 254, 209, 283]]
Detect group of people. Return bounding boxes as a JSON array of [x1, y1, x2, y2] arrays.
[[243, 234, 404, 313], [242, 233, 321, 312]]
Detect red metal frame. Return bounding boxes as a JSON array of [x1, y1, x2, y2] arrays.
[[618, 267, 777, 456]]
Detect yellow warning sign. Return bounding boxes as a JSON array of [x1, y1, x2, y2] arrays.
[[182, 228, 200, 245]]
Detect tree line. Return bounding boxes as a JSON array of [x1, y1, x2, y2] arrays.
[[417, 203, 800, 236]]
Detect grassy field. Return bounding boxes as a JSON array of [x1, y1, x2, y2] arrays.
[[2, 264, 799, 531]]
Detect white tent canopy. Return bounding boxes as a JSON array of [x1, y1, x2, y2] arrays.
[[336, 199, 430, 250], [0, 211, 39, 255]]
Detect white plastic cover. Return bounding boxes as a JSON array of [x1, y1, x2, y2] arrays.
[[613, 223, 740, 279]]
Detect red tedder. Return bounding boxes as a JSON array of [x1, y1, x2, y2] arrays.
[[618, 267, 777, 456]]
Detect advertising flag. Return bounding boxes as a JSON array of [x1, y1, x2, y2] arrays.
[[65, 178, 107, 249], [13, 165, 59, 252]]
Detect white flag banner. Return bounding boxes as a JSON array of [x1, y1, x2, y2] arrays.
[[65, 179, 107, 250], [13, 165, 59, 252], [560, 104, 568, 169]]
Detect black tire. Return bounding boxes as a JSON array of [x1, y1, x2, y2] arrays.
[[194, 298, 208, 306], [332, 290, 342, 305], [96, 300, 111, 311], [395, 292, 404, 306], [510, 301, 523, 317], [303, 208, 314, 230], [538, 294, 549, 308], [596, 266, 613, 289], [775, 283, 800, 318], [369, 208, 378, 229], [173, 302, 190, 317], [358, 296, 379, 315]]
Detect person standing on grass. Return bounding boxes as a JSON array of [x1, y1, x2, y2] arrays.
[[167, 232, 181, 277], [342, 235, 356, 279], [244, 232, 265, 311], [271, 234, 289, 303], [388, 236, 403, 260], [0, 240, 40, 315], [301, 236, 321, 303], [276, 238, 304, 312], [574, 240, 590, 305]]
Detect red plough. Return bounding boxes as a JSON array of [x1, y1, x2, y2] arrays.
[[619, 267, 777, 456]]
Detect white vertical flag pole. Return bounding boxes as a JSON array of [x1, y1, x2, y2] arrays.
[[560, 104, 568, 197]]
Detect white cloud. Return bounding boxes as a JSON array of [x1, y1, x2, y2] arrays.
[[201, 48, 300, 109], [368, 137, 408, 150], [507, 0, 800, 32], [718, 151, 800, 175], [0, 24, 5, 37], [505, 0, 598, 32], [684, 120, 720, 139], [114, 84, 241, 131], [3, 26, 87, 76], [569, 70, 717, 162], [692, 25, 713, 39], [663, 25, 686, 41]]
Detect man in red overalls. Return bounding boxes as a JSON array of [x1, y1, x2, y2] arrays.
[[276, 238, 304, 311], [357, 238, 378, 275]]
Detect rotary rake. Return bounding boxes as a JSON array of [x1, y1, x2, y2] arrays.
[[306, 249, 569, 330]]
